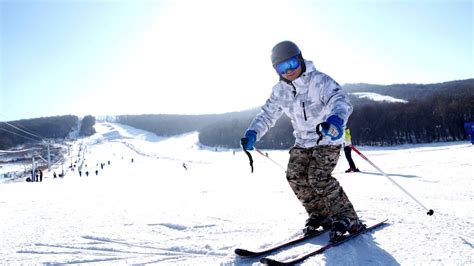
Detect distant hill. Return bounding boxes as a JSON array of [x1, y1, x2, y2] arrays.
[[343, 79, 473, 105], [0, 115, 96, 150], [197, 79, 473, 147], [116, 79, 472, 148], [115, 108, 260, 137], [1, 79, 472, 150]]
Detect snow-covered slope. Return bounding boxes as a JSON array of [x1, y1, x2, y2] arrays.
[[350, 92, 408, 103], [0, 122, 472, 265]]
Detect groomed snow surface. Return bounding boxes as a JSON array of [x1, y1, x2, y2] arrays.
[[350, 92, 408, 103], [0, 122, 472, 265]]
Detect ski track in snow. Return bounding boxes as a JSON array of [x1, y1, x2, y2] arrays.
[[0, 122, 473, 265]]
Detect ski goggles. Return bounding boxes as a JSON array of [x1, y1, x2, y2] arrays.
[[274, 56, 300, 75]]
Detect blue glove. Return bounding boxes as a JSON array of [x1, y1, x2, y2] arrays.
[[241, 130, 257, 150], [322, 115, 344, 141]]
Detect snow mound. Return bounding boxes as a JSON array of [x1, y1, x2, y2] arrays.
[[351, 92, 408, 103]]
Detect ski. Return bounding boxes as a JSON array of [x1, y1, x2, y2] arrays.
[[235, 228, 329, 258], [260, 219, 388, 265]]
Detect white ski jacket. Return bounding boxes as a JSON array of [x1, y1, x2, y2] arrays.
[[247, 60, 353, 148]]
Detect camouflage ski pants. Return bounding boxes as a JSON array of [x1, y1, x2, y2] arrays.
[[286, 145, 358, 220]]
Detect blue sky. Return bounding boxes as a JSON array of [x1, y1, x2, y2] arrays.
[[1, 0, 472, 121]]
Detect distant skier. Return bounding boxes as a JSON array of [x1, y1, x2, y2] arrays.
[[343, 127, 360, 173], [241, 41, 362, 242], [182, 162, 188, 170], [463, 121, 474, 144]]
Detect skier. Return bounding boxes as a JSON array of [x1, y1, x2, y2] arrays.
[[240, 41, 363, 241], [343, 127, 360, 173]]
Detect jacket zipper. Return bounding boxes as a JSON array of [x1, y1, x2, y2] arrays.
[[302, 102, 307, 121], [290, 83, 297, 97], [290, 82, 307, 121]]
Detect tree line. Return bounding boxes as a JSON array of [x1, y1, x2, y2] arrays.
[[116, 79, 473, 148], [115, 109, 259, 138], [197, 79, 473, 148], [1, 79, 472, 150], [348, 93, 472, 145], [79, 115, 97, 136], [0, 115, 97, 150]]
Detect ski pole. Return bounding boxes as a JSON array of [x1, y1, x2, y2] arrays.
[[240, 141, 254, 173], [350, 145, 434, 216], [254, 148, 287, 172]]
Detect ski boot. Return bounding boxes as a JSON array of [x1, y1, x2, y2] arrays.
[[303, 214, 332, 236], [329, 217, 365, 242]]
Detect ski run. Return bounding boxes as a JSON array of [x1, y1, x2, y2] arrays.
[[0, 122, 472, 265]]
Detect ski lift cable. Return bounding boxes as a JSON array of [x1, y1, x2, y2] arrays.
[[14, 122, 46, 139], [0, 127, 39, 142], [0, 114, 41, 134], [0, 121, 45, 141], [36, 154, 48, 162], [0, 114, 46, 141], [0, 147, 42, 153]]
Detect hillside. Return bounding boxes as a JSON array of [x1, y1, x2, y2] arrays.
[[343, 79, 473, 101], [1, 79, 472, 150]]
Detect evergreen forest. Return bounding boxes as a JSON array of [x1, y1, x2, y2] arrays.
[[1, 79, 472, 150]]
